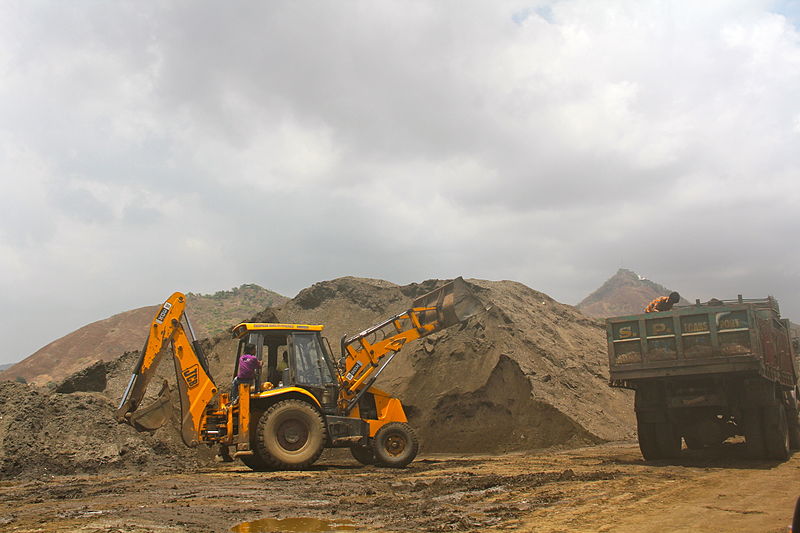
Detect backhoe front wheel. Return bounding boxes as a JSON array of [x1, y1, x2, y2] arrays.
[[239, 450, 273, 471], [373, 422, 419, 468], [256, 400, 326, 470], [350, 444, 376, 465]]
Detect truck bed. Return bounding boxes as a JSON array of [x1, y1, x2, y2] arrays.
[[607, 297, 797, 388]]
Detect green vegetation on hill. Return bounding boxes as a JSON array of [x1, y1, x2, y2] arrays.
[[185, 284, 290, 339]]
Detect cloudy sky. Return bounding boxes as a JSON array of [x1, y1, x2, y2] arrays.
[[1, 1, 799, 365]]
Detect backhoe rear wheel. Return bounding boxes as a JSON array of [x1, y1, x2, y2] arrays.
[[256, 399, 326, 470], [372, 422, 418, 468]]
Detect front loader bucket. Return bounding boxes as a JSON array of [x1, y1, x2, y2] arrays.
[[412, 276, 483, 331], [127, 380, 173, 432]]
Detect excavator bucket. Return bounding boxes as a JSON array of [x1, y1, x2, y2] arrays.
[[412, 276, 483, 331], [128, 380, 173, 432]]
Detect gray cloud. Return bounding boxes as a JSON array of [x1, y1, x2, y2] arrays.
[[0, 1, 799, 364]]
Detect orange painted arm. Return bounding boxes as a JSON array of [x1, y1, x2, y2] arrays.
[[115, 292, 217, 446]]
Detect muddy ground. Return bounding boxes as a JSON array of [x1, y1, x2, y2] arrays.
[[1, 442, 797, 533]]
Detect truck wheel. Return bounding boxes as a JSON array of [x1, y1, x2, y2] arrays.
[[256, 400, 326, 470], [350, 443, 376, 465], [655, 421, 681, 458], [637, 420, 661, 460], [787, 403, 800, 450], [762, 404, 790, 461], [372, 422, 419, 467], [683, 435, 704, 450], [741, 408, 766, 458]]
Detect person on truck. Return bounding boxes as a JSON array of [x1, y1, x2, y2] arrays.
[[645, 291, 680, 313], [230, 352, 261, 402]]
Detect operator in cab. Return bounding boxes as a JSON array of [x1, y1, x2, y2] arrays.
[[231, 351, 261, 402]]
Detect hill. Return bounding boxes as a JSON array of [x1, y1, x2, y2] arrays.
[[577, 268, 684, 318], [1, 284, 288, 386]]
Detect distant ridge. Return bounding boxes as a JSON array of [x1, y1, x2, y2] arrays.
[[578, 268, 683, 318]]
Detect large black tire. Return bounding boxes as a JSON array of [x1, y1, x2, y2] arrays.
[[763, 404, 790, 461], [741, 408, 766, 459], [637, 419, 661, 460], [256, 400, 326, 470], [654, 421, 681, 458], [350, 444, 376, 465], [239, 450, 274, 471], [683, 435, 704, 450], [372, 422, 419, 468], [788, 401, 800, 451]]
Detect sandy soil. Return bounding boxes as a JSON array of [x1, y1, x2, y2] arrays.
[[1, 442, 797, 533]]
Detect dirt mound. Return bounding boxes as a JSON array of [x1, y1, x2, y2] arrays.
[[0, 380, 215, 480], [276, 277, 635, 452], [54, 360, 108, 393]]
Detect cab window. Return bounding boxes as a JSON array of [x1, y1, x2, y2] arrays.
[[292, 333, 335, 385]]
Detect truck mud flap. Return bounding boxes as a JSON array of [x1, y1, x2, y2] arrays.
[[412, 276, 483, 330], [129, 380, 173, 431]]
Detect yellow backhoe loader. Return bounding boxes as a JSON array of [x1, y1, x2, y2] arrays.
[[115, 277, 481, 470]]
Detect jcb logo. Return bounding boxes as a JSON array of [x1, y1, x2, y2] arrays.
[[182, 365, 199, 389], [155, 302, 172, 325], [345, 361, 363, 381]]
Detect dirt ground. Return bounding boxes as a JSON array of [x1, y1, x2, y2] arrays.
[[1, 441, 797, 533]]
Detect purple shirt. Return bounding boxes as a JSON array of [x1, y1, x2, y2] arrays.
[[237, 354, 260, 380]]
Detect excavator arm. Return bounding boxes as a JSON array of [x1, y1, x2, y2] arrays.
[[114, 292, 218, 446], [338, 277, 482, 412]]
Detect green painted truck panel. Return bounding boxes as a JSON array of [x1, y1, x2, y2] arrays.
[[607, 297, 798, 389]]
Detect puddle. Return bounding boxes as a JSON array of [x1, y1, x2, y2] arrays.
[[230, 517, 357, 533]]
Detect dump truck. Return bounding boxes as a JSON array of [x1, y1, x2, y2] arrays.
[[115, 277, 481, 470], [607, 296, 800, 460]]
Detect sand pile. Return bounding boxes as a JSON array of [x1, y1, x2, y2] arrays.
[[0, 379, 215, 480], [276, 277, 635, 453]]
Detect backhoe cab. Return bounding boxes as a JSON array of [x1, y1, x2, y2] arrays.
[[115, 277, 481, 470]]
